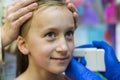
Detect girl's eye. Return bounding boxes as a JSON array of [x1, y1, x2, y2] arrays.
[[45, 32, 56, 40], [65, 31, 74, 40]]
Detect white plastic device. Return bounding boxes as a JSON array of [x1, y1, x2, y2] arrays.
[[73, 48, 105, 72]]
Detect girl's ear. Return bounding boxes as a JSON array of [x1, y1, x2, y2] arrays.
[[17, 36, 29, 55]]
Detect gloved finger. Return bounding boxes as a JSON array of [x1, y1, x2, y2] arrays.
[[66, 57, 86, 80], [74, 57, 87, 66], [80, 57, 87, 66], [93, 41, 119, 66], [75, 44, 95, 48]]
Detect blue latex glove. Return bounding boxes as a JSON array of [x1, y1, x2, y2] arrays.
[[92, 41, 120, 80], [65, 46, 102, 80]]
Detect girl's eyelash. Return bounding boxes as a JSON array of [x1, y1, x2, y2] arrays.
[[44, 30, 74, 41], [66, 31, 74, 36], [65, 30, 74, 41], [45, 32, 55, 36], [44, 32, 56, 41]]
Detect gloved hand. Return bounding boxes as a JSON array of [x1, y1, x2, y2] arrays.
[[65, 45, 102, 80], [93, 41, 120, 80]]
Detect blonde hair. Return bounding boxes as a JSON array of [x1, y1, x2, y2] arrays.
[[20, 0, 65, 37]]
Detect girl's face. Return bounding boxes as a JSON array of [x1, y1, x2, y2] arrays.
[[18, 6, 75, 74]]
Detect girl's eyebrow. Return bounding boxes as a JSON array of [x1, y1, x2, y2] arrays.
[[66, 27, 75, 31], [43, 26, 75, 30], [68, 27, 75, 30], [40, 25, 75, 32]]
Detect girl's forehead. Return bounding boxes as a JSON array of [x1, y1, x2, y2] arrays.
[[33, 5, 68, 17], [30, 6, 74, 28], [20, 3, 74, 37]]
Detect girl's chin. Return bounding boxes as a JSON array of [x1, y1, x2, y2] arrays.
[[51, 67, 67, 74]]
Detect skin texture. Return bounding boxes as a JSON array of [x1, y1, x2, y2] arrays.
[[16, 5, 75, 80]]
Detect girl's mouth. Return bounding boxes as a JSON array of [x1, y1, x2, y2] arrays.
[[50, 57, 68, 60], [50, 57, 69, 63]]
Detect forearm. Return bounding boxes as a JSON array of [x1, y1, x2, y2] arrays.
[[1, 25, 12, 48]]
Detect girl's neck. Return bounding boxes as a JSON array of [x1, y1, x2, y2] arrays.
[[16, 64, 66, 80]]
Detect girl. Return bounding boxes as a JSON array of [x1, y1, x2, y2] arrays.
[[16, 0, 75, 80]]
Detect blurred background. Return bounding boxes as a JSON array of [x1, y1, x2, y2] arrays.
[[0, 0, 120, 80]]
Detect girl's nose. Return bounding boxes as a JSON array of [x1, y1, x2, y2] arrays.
[[56, 37, 68, 54]]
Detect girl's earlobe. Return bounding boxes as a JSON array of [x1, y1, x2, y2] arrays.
[[17, 36, 29, 55]]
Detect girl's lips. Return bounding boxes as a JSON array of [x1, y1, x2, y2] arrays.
[[50, 57, 69, 63], [50, 57, 69, 60]]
